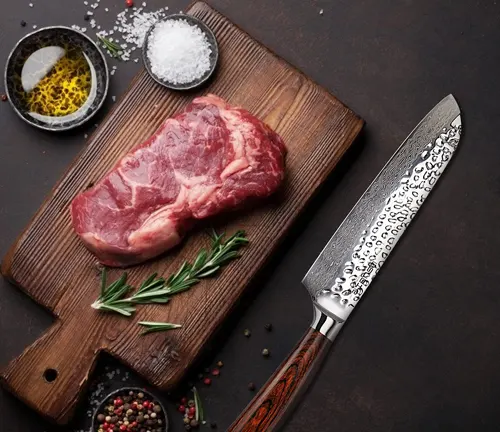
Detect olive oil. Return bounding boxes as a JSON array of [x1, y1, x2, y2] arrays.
[[18, 45, 96, 122]]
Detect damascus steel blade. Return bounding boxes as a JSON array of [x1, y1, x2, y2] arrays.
[[303, 95, 462, 322]]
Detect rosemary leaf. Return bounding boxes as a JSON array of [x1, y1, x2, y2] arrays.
[[92, 230, 249, 316], [138, 321, 182, 335], [193, 386, 204, 422]]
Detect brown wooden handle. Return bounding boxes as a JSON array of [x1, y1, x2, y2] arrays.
[[228, 327, 331, 432], [0, 319, 100, 424]]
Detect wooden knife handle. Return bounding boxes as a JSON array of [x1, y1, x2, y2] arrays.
[[228, 327, 331, 432]]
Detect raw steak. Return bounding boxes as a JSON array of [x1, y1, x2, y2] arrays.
[[70, 94, 287, 267]]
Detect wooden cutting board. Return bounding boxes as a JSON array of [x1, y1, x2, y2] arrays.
[[0, 1, 363, 424]]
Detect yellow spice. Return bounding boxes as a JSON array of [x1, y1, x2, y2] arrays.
[[25, 53, 91, 117]]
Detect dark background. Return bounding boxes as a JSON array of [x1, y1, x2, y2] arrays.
[[1, 0, 499, 431]]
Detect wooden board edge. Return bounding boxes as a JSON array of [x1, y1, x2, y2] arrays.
[[189, 1, 364, 125]]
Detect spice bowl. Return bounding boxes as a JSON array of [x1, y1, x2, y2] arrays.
[[91, 387, 169, 432], [4, 26, 109, 132], [142, 14, 219, 91]]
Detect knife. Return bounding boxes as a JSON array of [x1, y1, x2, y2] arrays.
[[229, 95, 462, 432]]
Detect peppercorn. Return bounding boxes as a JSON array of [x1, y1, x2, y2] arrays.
[[188, 399, 195, 408], [125, 0, 134, 7], [244, 329, 251, 337], [137, 392, 144, 399], [212, 368, 220, 376], [20, 20, 27, 27], [203, 377, 212, 386], [1, 94, 8, 102], [264, 323, 273, 331], [151, 413, 157, 419], [97, 413, 106, 423], [126, 409, 133, 416], [84, 14, 90, 21], [153, 405, 162, 413], [185, 425, 192, 431], [129, 391, 134, 396], [210, 422, 217, 429], [248, 382, 256, 391], [184, 417, 191, 425], [105, 415, 112, 422], [197, 373, 204, 380], [190, 419, 199, 428], [137, 414, 144, 423], [262, 348, 270, 357], [216, 361, 224, 368], [178, 405, 186, 413]]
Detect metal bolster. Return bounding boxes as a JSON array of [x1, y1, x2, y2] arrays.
[[311, 303, 344, 341]]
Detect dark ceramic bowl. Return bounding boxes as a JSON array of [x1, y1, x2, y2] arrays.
[[4, 26, 109, 131], [142, 14, 218, 91], [91, 387, 169, 432]]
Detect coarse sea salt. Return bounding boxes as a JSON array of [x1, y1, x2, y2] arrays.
[[146, 19, 212, 85]]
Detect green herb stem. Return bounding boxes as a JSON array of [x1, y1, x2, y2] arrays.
[[138, 321, 182, 335], [92, 230, 249, 317]]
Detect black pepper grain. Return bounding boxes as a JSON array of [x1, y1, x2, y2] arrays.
[[210, 422, 217, 429], [97, 413, 106, 423], [264, 323, 273, 331], [84, 14, 90, 21], [248, 382, 256, 391], [20, 20, 27, 27]]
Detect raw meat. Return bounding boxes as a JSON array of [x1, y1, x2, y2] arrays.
[[70, 94, 287, 267]]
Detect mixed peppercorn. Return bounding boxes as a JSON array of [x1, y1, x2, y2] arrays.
[[95, 390, 165, 432]]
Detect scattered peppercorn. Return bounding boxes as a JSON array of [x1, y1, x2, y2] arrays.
[[20, 20, 27, 27], [185, 425, 192, 431], [181, 397, 188, 405], [188, 399, 195, 408], [210, 422, 218, 429], [244, 329, 251, 337], [1, 94, 8, 102], [248, 382, 256, 391], [190, 419, 199, 428], [97, 413, 106, 423], [264, 323, 273, 332], [84, 14, 90, 21], [211, 368, 220, 377], [197, 373, 204, 380], [203, 377, 212, 386], [126, 0, 134, 7], [262, 348, 270, 357], [216, 360, 224, 368]]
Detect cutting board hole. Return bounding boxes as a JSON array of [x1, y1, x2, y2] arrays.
[[43, 368, 58, 383]]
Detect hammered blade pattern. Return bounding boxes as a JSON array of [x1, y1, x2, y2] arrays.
[[303, 95, 462, 322]]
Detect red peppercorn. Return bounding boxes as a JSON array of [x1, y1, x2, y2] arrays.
[[131, 422, 137, 428], [125, 0, 134, 7], [181, 397, 188, 405], [188, 413, 194, 419], [114, 398, 123, 407], [188, 406, 196, 415], [1, 94, 7, 102], [114, 408, 123, 416], [143, 400, 150, 409], [212, 368, 220, 376], [103, 423, 110, 429], [203, 377, 212, 386], [131, 401, 138, 409], [120, 425, 127, 431], [178, 404, 186, 413]]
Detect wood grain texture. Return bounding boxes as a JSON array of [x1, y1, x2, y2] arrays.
[[229, 328, 330, 432], [0, 1, 363, 424]]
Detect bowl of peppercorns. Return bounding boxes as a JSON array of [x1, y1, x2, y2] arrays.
[[92, 387, 168, 432]]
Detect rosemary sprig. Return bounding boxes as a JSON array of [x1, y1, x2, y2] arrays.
[[92, 230, 249, 316], [192, 386, 204, 422], [91, 269, 136, 316], [97, 35, 123, 58], [138, 321, 182, 335]]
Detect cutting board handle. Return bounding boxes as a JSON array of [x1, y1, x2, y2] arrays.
[[1, 318, 99, 424], [228, 326, 330, 432]]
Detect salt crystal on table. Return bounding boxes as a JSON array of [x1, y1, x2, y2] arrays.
[[146, 19, 212, 85]]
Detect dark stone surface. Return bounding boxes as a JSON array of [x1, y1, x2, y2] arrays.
[[0, 0, 499, 431]]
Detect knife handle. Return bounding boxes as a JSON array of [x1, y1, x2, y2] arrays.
[[229, 307, 341, 432]]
